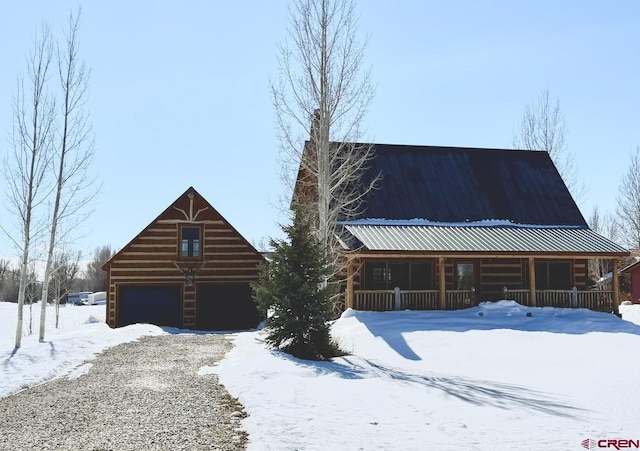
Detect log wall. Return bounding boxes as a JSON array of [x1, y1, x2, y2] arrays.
[[104, 188, 264, 328]]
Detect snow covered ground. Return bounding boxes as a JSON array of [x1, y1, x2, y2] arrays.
[[0, 301, 163, 398], [216, 302, 640, 451], [2, 300, 640, 450]]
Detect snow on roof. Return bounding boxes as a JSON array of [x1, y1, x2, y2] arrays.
[[339, 218, 585, 229]]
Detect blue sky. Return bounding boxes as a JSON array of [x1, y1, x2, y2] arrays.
[[0, 1, 638, 260]]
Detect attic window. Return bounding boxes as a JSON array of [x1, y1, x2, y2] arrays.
[[180, 227, 201, 258]]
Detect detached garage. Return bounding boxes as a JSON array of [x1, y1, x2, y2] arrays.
[[103, 187, 265, 330]]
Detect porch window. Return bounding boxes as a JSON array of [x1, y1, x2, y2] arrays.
[[389, 262, 410, 290], [364, 262, 387, 290], [535, 261, 571, 290], [456, 263, 474, 290], [411, 262, 434, 290], [180, 227, 201, 258], [363, 261, 434, 290]]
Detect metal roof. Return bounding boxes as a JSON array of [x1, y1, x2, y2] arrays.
[[342, 224, 628, 255], [355, 144, 587, 227]]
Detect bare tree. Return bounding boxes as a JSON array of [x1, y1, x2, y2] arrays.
[[272, 0, 375, 289], [0, 259, 11, 299], [513, 89, 583, 200], [588, 206, 620, 287], [49, 249, 81, 328], [25, 261, 41, 336], [4, 22, 56, 348], [0, 265, 22, 303], [39, 8, 95, 341], [616, 147, 640, 250], [85, 245, 114, 292]]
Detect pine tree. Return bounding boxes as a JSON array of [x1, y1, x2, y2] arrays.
[[254, 210, 342, 360]]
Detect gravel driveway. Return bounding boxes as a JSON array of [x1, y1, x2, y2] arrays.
[[0, 333, 247, 451]]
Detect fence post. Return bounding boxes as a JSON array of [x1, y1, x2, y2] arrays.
[[502, 286, 508, 300], [394, 287, 401, 310], [571, 286, 578, 308]]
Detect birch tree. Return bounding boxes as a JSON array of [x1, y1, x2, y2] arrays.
[[513, 89, 583, 200], [616, 147, 640, 250], [272, 0, 375, 291], [39, 8, 95, 341], [4, 22, 56, 349]]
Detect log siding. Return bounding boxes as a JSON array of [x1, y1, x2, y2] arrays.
[[103, 187, 265, 328]]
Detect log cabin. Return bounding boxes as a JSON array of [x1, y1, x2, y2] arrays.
[[295, 140, 629, 314], [102, 187, 265, 329]]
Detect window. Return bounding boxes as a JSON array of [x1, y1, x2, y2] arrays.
[[363, 261, 434, 290], [180, 227, 201, 258], [389, 263, 411, 290], [535, 261, 571, 290], [411, 263, 434, 290], [364, 262, 387, 290], [456, 263, 474, 290]]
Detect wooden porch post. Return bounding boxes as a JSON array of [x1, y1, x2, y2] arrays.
[[346, 259, 354, 310], [528, 256, 536, 307], [612, 258, 620, 315], [439, 256, 446, 310]]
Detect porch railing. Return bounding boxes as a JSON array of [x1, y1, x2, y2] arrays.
[[577, 290, 612, 311], [401, 290, 439, 310], [446, 289, 475, 310], [536, 290, 574, 308], [501, 288, 530, 305], [352, 287, 614, 312], [353, 288, 475, 311], [536, 288, 613, 311], [353, 290, 395, 311]]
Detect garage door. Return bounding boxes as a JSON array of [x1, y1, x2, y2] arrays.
[[196, 283, 259, 330], [118, 285, 182, 328]]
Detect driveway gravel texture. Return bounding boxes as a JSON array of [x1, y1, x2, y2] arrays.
[[0, 333, 248, 451]]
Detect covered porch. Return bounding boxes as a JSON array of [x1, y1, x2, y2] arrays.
[[340, 224, 629, 315], [346, 254, 621, 313]]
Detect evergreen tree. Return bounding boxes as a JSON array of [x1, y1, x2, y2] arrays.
[[254, 210, 342, 360]]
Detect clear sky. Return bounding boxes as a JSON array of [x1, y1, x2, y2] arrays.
[[0, 1, 638, 261]]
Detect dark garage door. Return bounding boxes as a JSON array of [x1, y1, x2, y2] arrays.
[[196, 283, 259, 330], [118, 285, 182, 328]]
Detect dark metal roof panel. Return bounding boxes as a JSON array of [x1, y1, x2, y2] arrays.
[[343, 225, 628, 254], [357, 145, 587, 227]]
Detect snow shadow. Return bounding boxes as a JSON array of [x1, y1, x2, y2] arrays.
[[357, 358, 587, 419], [357, 319, 422, 361], [287, 354, 586, 419]]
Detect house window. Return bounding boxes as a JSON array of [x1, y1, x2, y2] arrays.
[[456, 263, 474, 290], [363, 261, 434, 290], [411, 262, 434, 290], [365, 262, 387, 290], [180, 227, 201, 258], [389, 262, 411, 290], [535, 261, 571, 290]]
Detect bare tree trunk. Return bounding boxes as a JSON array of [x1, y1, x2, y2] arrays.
[[616, 147, 640, 250], [39, 7, 94, 341], [272, 0, 376, 298], [6, 22, 56, 349]]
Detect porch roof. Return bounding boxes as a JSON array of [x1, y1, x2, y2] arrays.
[[340, 224, 628, 255]]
